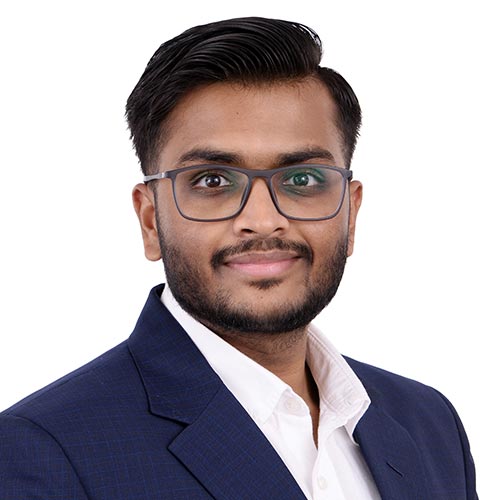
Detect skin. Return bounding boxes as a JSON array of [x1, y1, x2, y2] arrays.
[[133, 78, 363, 443]]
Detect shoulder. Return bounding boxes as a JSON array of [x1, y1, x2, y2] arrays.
[[344, 355, 461, 424], [0, 341, 143, 499], [346, 357, 477, 498], [346, 355, 448, 401], [1, 340, 142, 425], [346, 356, 476, 471], [344, 355, 476, 465]]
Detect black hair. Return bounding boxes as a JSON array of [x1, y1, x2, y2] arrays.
[[126, 17, 362, 174]]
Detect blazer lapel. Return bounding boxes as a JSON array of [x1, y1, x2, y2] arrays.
[[354, 404, 431, 499], [169, 386, 306, 499], [128, 285, 306, 499]]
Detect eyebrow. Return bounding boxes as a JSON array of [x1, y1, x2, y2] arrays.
[[178, 148, 243, 165], [276, 148, 336, 167], [176, 147, 337, 168]]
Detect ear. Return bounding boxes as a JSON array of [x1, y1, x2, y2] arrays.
[[347, 180, 363, 257], [132, 183, 162, 261]]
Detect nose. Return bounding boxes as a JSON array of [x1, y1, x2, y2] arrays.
[[232, 178, 290, 238]]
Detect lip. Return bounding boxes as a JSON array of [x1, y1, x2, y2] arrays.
[[224, 251, 301, 279]]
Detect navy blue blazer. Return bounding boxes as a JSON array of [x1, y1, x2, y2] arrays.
[[1, 285, 477, 499]]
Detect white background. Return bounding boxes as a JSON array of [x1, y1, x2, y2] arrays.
[[1, 0, 497, 496]]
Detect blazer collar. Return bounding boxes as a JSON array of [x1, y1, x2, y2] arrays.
[[128, 284, 221, 424], [347, 358, 431, 498], [354, 405, 431, 498], [128, 285, 307, 498]]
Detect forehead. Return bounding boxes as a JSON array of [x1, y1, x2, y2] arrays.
[[158, 78, 345, 168]]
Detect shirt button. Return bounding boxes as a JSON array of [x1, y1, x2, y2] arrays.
[[317, 476, 328, 490]]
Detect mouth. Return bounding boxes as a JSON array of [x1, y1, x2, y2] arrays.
[[224, 251, 302, 279]]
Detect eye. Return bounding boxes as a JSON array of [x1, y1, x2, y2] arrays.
[[283, 172, 316, 186], [192, 171, 232, 188], [282, 169, 324, 187]]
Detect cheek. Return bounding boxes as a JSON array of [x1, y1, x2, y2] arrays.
[[308, 222, 348, 262], [157, 209, 226, 265]]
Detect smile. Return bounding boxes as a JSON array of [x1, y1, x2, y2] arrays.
[[224, 251, 302, 279]]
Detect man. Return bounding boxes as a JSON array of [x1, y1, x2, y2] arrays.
[[0, 17, 476, 499]]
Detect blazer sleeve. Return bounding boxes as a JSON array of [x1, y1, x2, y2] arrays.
[[434, 390, 478, 500], [0, 414, 89, 499]]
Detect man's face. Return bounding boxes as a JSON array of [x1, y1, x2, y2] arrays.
[[133, 78, 362, 335]]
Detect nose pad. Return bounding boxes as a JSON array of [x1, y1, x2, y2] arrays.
[[232, 178, 289, 236]]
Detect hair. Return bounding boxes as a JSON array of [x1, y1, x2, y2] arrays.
[[126, 17, 362, 174]]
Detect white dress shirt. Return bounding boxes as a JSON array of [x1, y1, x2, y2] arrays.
[[161, 287, 381, 499]]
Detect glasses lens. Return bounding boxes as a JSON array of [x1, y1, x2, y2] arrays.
[[272, 166, 346, 219], [173, 166, 248, 220]]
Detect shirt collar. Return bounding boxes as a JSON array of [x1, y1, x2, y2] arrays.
[[306, 323, 370, 438], [161, 286, 370, 441]]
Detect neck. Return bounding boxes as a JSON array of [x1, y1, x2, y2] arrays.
[[212, 326, 318, 407]]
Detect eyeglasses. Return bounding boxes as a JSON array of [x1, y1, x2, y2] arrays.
[[144, 164, 353, 222]]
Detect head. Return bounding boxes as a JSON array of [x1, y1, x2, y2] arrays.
[[129, 17, 363, 338]]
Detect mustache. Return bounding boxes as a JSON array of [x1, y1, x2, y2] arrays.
[[211, 238, 313, 268]]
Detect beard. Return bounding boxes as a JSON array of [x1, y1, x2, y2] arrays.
[[158, 230, 348, 336]]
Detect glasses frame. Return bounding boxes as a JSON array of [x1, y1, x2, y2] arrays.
[[144, 164, 353, 222]]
